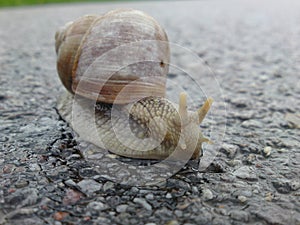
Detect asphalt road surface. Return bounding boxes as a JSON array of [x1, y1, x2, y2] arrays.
[[0, 1, 300, 224]]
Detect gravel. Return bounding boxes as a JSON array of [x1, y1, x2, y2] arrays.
[[1, 1, 300, 224]]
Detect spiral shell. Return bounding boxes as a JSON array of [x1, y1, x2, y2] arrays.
[[55, 9, 170, 104]]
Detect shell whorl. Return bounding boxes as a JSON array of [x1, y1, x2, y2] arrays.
[[55, 9, 212, 160], [55, 9, 170, 104]]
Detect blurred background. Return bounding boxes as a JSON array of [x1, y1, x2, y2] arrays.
[[0, 0, 142, 7]]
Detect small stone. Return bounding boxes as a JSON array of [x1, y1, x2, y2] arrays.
[[230, 210, 249, 222], [15, 179, 29, 188], [259, 75, 268, 81], [220, 143, 239, 158], [174, 209, 183, 217], [263, 146, 272, 157], [106, 196, 120, 207], [28, 163, 41, 172], [107, 154, 118, 159], [5, 188, 39, 207], [53, 211, 69, 221], [241, 119, 262, 128], [145, 193, 154, 200], [265, 192, 274, 201], [192, 186, 199, 194], [133, 198, 152, 211], [66, 154, 81, 160], [237, 195, 247, 203], [233, 166, 258, 181], [64, 179, 77, 188], [165, 220, 179, 225], [116, 204, 128, 213], [201, 188, 213, 201], [277, 148, 288, 153], [109, 211, 115, 216], [285, 113, 300, 128], [214, 207, 227, 216], [77, 179, 102, 195], [103, 181, 114, 192], [130, 186, 139, 193], [62, 189, 83, 205], [254, 204, 295, 224], [166, 193, 172, 199], [87, 201, 108, 212], [94, 217, 111, 224], [193, 209, 213, 224], [227, 159, 242, 167], [2, 164, 16, 174], [239, 190, 252, 197], [272, 179, 297, 194], [245, 154, 256, 164], [230, 97, 248, 108], [145, 223, 157, 225], [5, 208, 38, 220]]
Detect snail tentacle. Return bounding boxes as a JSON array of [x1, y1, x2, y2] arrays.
[[55, 9, 212, 160]]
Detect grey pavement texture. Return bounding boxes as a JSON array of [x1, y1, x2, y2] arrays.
[[1, 0, 300, 224]]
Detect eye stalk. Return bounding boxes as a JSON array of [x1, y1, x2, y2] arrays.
[[56, 9, 212, 160]]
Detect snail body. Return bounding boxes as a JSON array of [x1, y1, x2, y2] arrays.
[[55, 9, 212, 160]]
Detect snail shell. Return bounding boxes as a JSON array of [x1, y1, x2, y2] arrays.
[[55, 9, 212, 160], [55, 9, 170, 104]]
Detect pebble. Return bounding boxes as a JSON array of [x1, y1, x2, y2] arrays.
[[106, 196, 120, 207], [15, 179, 29, 188], [254, 204, 295, 224], [263, 146, 272, 157], [166, 193, 172, 199], [77, 179, 102, 195], [116, 204, 128, 213], [174, 209, 183, 217], [229, 210, 249, 222], [212, 217, 231, 225], [64, 179, 77, 188], [277, 148, 288, 153], [241, 119, 263, 128], [265, 192, 274, 202], [285, 113, 300, 128], [102, 181, 114, 192], [87, 201, 108, 212], [165, 220, 179, 225], [192, 186, 199, 194], [230, 97, 248, 108], [130, 186, 139, 193], [2, 164, 16, 174], [145, 193, 154, 200], [237, 195, 247, 203], [94, 217, 111, 224], [63, 189, 83, 205], [272, 179, 297, 194], [233, 166, 258, 181], [220, 143, 239, 158], [226, 159, 242, 167], [5, 188, 39, 207], [133, 198, 152, 211], [28, 163, 41, 172], [201, 188, 214, 201]]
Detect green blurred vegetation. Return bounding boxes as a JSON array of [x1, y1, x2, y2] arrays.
[[0, 0, 125, 7]]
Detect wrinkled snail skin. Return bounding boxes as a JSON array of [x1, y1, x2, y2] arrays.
[[55, 8, 212, 160], [57, 92, 213, 160]]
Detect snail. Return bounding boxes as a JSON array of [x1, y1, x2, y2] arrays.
[[55, 9, 213, 160]]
